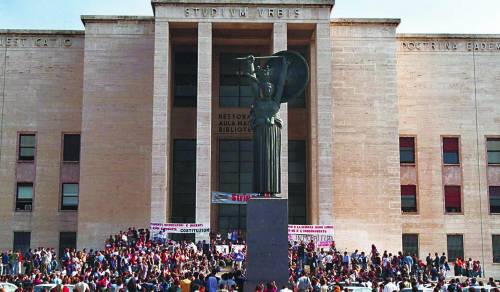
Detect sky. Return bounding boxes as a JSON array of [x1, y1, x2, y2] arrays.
[[0, 0, 499, 34]]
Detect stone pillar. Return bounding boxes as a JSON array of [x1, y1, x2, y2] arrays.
[[308, 35, 318, 224], [315, 22, 334, 224], [273, 22, 288, 199], [195, 22, 212, 238], [151, 21, 170, 224]]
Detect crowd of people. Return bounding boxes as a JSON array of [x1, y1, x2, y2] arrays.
[[0, 227, 494, 292]]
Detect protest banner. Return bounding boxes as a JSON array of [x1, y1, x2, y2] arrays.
[[150, 222, 210, 238], [211, 191, 270, 204], [288, 225, 334, 249]]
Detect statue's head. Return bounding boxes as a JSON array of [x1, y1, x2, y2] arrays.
[[259, 66, 274, 99], [260, 81, 274, 99]]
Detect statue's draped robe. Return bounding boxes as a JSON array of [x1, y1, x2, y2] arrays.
[[250, 99, 281, 194]]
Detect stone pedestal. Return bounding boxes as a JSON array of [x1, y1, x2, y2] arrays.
[[246, 198, 288, 291]]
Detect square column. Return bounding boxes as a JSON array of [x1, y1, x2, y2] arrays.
[[151, 21, 170, 223], [315, 22, 333, 224], [195, 22, 212, 234], [273, 22, 288, 199]]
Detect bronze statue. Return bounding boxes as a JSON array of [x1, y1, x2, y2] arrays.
[[238, 51, 309, 196]]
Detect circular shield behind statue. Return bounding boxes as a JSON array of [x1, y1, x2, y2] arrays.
[[265, 50, 310, 103]]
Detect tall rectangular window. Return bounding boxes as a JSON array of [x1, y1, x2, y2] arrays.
[[447, 234, 464, 261], [171, 140, 196, 223], [289, 141, 307, 224], [443, 137, 460, 164], [219, 140, 252, 235], [61, 183, 79, 211], [487, 138, 500, 164], [402, 234, 419, 257], [401, 185, 417, 213], [63, 134, 80, 162], [173, 52, 197, 107], [219, 53, 255, 108], [400, 137, 415, 164], [13, 232, 31, 253], [493, 235, 500, 264], [16, 183, 33, 211], [444, 185, 461, 213], [18, 134, 36, 161], [489, 186, 500, 214], [59, 232, 77, 257]]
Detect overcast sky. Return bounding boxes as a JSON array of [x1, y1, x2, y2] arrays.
[[0, 0, 499, 34]]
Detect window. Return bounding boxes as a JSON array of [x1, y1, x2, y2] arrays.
[[487, 138, 500, 164], [61, 183, 79, 210], [493, 235, 500, 263], [490, 186, 500, 214], [174, 52, 197, 107], [170, 140, 196, 241], [444, 185, 461, 213], [400, 137, 415, 163], [443, 137, 460, 164], [59, 232, 77, 257], [289, 141, 307, 224], [16, 183, 33, 211], [171, 140, 196, 223], [18, 134, 36, 161], [402, 234, 419, 257], [63, 134, 80, 162], [401, 185, 417, 213], [447, 234, 464, 261], [219, 53, 256, 108], [13, 232, 31, 253], [218, 140, 252, 235]]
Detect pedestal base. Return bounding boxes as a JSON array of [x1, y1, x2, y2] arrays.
[[246, 198, 288, 291]]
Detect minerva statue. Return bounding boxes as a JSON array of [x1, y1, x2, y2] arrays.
[[238, 51, 309, 196]]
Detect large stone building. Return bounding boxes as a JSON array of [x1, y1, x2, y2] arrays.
[[1, 0, 500, 276]]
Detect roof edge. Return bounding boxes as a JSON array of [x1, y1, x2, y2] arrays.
[[81, 15, 154, 25], [397, 33, 500, 39], [331, 18, 401, 26], [0, 29, 84, 35], [151, 0, 334, 6]]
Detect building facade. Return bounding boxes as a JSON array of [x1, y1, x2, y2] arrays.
[[1, 0, 500, 276]]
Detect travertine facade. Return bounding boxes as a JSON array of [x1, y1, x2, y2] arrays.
[[0, 0, 499, 277]]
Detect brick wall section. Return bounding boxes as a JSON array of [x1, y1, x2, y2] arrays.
[[331, 20, 402, 252], [77, 18, 154, 249], [0, 31, 84, 250]]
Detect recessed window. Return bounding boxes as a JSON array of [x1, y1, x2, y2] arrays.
[[173, 52, 197, 107], [63, 134, 80, 162], [493, 235, 500, 264], [18, 134, 36, 161], [59, 232, 77, 257], [171, 140, 196, 223], [489, 186, 500, 214], [219, 53, 256, 108], [401, 185, 417, 213], [16, 183, 33, 212], [487, 138, 500, 165], [13, 232, 31, 253], [402, 234, 419, 257], [61, 183, 79, 211], [218, 139, 252, 235], [289, 140, 307, 224], [447, 234, 464, 262], [443, 137, 460, 164], [400, 137, 415, 164], [444, 185, 461, 213]]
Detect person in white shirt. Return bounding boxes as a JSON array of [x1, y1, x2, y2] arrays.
[[383, 277, 399, 292]]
